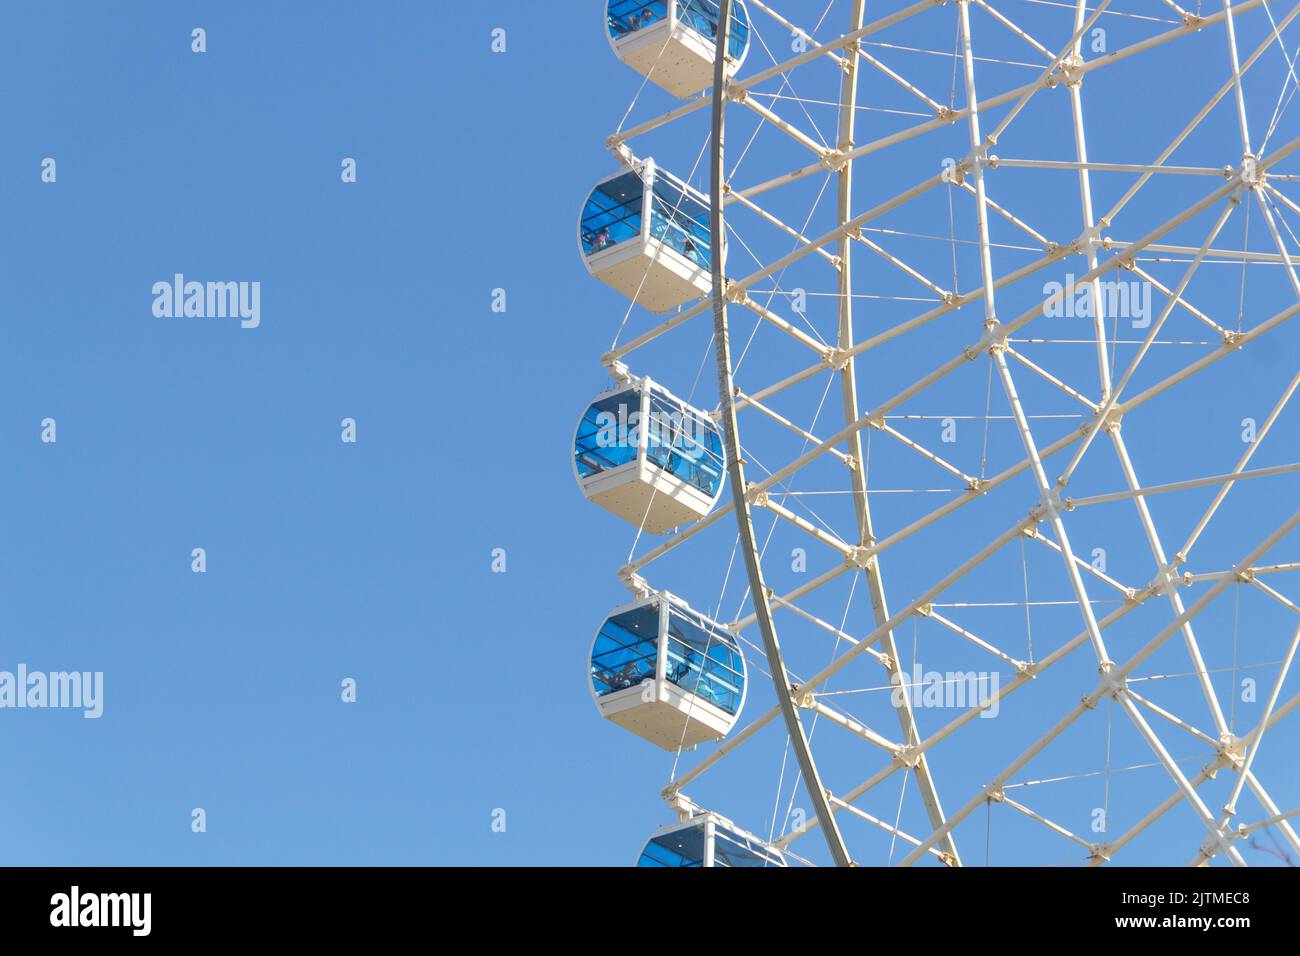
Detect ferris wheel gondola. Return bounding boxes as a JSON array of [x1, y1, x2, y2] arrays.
[[579, 160, 717, 313], [572, 373, 724, 533], [605, 0, 751, 99], [589, 589, 746, 750], [636, 813, 784, 866]]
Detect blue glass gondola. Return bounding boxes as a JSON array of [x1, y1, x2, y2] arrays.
[[637, 815, 786, 866], [579, 160, 717, 314], [590, 590, 746, 749], [605, 1, 751, 98], [573, 373, 724, 532]]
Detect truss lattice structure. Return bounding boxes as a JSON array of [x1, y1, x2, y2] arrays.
[[586, 0, 1300, 866]]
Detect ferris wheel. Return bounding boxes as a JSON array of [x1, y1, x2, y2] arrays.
[[572, 0, 1300, 867]]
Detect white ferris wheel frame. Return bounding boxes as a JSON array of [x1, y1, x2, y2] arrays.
[[591, 0, 1300, 867]]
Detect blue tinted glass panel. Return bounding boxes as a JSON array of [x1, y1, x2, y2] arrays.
[[636, 822, 707, 866], [664, 607, 743, 715], [574, 387, 641, 479], [608, 0, 669, 39], [581, 172, 645, 256], [676, 0, 750, 59], [591, 604, 660, 697], [643, 388, 724, 498], [712, 824, 784, 867], [649, 177, 711, 269]]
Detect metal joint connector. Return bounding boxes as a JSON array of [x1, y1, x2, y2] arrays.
[[824, 346, 852, 371], [845, 546, 875, 570], [1096, 404, 1123, 433], [1059, 52, 1085, 88], [603, 356, 633, 383], [894, 745, 922, 769], [620, 569, 652, 598], [821, 149, 849, 172]]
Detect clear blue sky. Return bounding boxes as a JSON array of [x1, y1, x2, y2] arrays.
[[2, 1, 1297, 866]]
